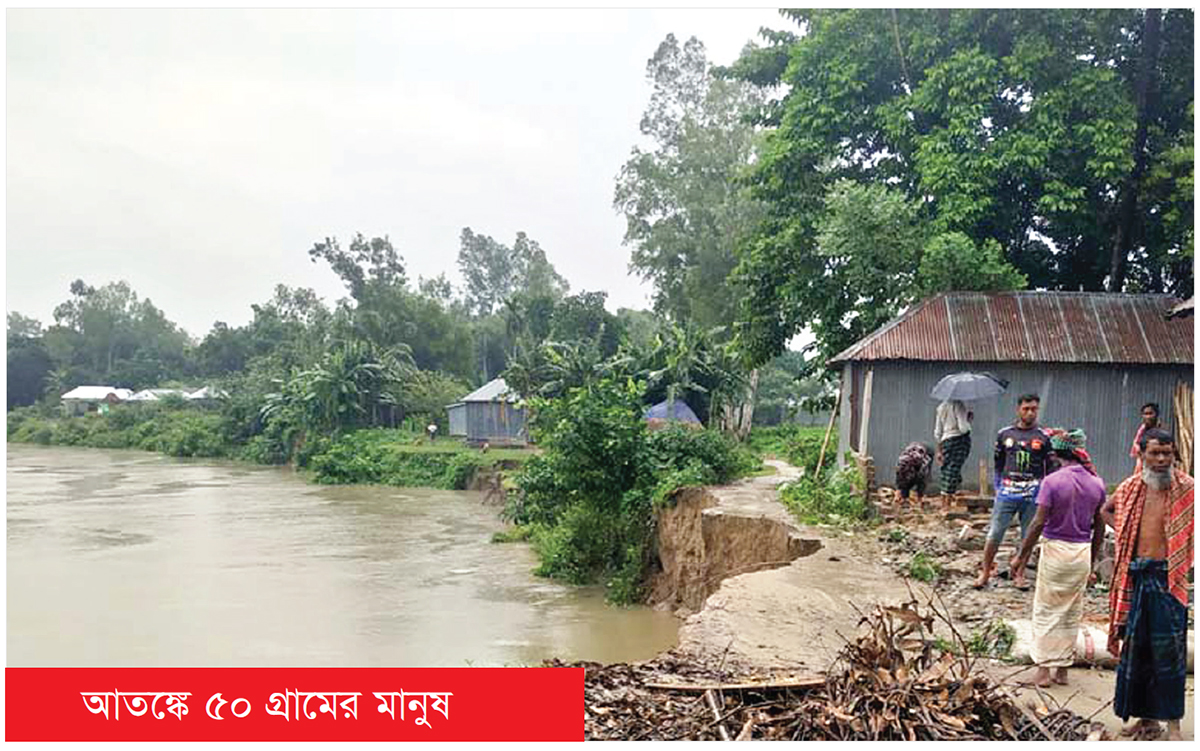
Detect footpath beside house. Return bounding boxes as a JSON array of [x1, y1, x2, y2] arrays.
[[60, 386, 134, 416], [446, 377, 528, 447], [829, 292, 1194, 491]]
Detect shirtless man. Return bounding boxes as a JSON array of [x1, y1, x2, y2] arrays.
[[1101, 429, 1193, 741]]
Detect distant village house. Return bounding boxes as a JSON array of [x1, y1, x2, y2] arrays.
[[60, 386, 134, 416], [446, 377, 528, 447]]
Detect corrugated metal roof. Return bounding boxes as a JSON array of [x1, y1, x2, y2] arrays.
[[830, 292, 1193, 365], [457, 377, 517, 403], [61, 386, 134, 401]]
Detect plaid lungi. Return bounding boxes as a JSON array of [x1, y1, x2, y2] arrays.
[[939, 433, 971, 494], [1113, 558, 1188, 721]]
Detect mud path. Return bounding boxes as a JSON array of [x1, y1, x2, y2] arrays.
[[653, 460, 1194, 739]]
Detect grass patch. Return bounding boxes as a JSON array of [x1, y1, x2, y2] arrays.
[[906, 551, 942, 582], [779, 467, 871, 526], [886, 527, 909, 543], [947, 620, 1017, 659], [307, 429, 528, 489], [745, 425, 828, 471], [491, 526, 535, 543]]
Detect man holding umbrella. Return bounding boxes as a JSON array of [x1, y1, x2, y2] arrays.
[[930, 372, 1006, 512]]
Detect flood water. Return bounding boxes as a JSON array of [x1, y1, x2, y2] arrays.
[[6, 445, 679, 667]]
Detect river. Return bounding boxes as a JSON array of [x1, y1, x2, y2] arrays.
[[6, 445, 679, 667]]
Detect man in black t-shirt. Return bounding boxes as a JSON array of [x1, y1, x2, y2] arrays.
[[974, 393, 1051, 590]]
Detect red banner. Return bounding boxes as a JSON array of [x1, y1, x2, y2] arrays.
[[5, 667, 583, 741]]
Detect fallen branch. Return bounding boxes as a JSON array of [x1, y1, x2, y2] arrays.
[[645, 677, 825, 692]]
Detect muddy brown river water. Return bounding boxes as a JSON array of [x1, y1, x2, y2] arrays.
[[6, 445, 679, 667]]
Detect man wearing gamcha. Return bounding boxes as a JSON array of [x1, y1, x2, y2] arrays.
[[1101, 427, 1193, 741]]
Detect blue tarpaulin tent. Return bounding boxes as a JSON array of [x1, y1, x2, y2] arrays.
[[644, 400, 701, 424]]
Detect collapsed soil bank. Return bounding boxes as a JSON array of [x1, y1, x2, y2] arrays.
[[647, 461, 822, 615]]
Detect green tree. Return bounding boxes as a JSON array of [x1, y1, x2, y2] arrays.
[[727, 8, 1194, 365], [7, 313, 51, 409], [614, 34, 766, 331]]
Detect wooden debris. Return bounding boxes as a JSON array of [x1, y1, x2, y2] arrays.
[[644, 677, 824, 692], [566, 594, 1105, 741]]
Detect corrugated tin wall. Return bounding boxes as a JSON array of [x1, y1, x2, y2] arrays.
[[839, 361, 1193, 490], [465, 401, 528, 444], [448, 404, 467, 436]]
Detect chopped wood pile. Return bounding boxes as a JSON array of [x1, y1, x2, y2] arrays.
[[564, 595, 1111, 741]]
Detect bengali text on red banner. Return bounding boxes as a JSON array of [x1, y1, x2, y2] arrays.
[[5, 667, 583, 742]]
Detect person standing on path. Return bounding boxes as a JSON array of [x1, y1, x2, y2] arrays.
[[1101, 428, 1193, 741], [1009, 429, 1106, 688], [1130, 402, 1162, 474], [934, 398, 972, 513], [974, 394, 1050, 590]]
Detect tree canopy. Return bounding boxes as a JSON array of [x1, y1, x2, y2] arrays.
[[614, 34, 766, 332], [725, 8, 1194, 366]]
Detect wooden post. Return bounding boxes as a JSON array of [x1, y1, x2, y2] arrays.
[[814, 388, 842, 477], [857, 369, 874, 457], [979, 458, 989, 498]]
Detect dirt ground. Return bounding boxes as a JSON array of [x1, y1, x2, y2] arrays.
[[665, 492, 1195, 740]]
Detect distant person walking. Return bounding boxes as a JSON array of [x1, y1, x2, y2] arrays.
[[934, 399, 972, 512], [1009, 429, 1106, 688], [1129, 402, 1162, 473], [1101, 428, 1193, 741], [975, 393, 1050, 590]]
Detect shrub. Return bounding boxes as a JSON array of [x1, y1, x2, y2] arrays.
[[779, 467, 869, 526], [306, 429, 494, 490], [509, 378, 760, 604], [746, 425, 827, 473]]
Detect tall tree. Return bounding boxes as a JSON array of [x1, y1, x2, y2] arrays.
[[614, 34, 766, 331], [7, 313, 51, 408], [457, 228, 568, 317]]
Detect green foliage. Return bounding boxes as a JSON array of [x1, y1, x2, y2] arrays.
[[966, 619, 1017, 659], [457, 228, 568, 318], [491, 526, 535, 544], [746, 425, 827, 472], [728, 9, 1195, 365], [886, 527, 909, 543], [779, 467, 869, 526], [614, 33, 766, 330], [918, 233, 1027, 297], [507, 377, 757, 604], [7, 405, 227, 458], [906, 551, 943, 583], [306, 429, 498, 489]]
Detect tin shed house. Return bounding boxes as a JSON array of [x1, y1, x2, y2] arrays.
[[60, 386, 134, 416], [828, 292, 1194, 491], [446, 377, 528, 446]]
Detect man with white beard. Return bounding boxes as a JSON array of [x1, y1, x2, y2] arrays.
[[1100, 428, 1193, 741]]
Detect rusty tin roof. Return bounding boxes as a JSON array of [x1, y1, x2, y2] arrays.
[[829, 292, 1193, 365]]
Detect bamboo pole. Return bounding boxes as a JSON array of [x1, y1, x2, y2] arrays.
[[704, 690, 732, 741], [815, 388, 842, 477]]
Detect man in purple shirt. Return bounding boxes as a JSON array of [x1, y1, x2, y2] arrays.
[[1010, 429, 1106, 687]]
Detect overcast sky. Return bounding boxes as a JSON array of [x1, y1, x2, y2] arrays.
[[6, 8, 789, 339]]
